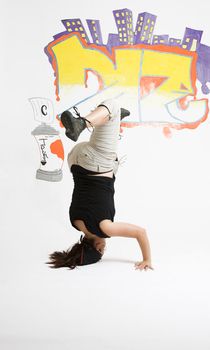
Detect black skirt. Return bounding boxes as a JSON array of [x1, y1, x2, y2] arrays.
[[69, 165, 115, 238]]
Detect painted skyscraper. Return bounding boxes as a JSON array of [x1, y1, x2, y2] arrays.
[[169, 38, 181, 47], [152, 35, 169, 45], [113, 8, 134, 45], [134, 12, 156, 44], [86, 19, 103, 45], [62, 18, 90, 43], [181, 27, 203, 51], [106, 34, 120, 53]]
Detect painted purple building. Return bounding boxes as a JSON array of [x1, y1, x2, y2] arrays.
[[106, 33, 120, 53], [113, 8, 134, 45], [152, 35, 169, 45], [86, 19, 103, 45], [181, 27, 203, 51], [134, 12, 156, 44], [169, 38, 181, 47], [61, 18, 90, 43], [197, 43, 210, 94]]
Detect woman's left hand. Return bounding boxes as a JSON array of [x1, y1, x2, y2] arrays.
[[134, 260, 154, 271]]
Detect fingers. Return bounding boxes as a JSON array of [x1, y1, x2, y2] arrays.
[[134, 262, 154, 271]]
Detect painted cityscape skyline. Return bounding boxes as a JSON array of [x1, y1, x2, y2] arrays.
[[59, 8, 205, 50], [52, 8, 210, 95]]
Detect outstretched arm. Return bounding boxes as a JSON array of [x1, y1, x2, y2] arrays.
[[99, 220, 153, 271], [135, 229, 153, 271]]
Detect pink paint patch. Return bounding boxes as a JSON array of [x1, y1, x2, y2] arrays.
[[180, 83, 188, 90], [56, 115, 64, 128], [178, 94, 194, 110], [85, 69, 104, 90], [163, 126, 172, 138], [120, 125, 124, 134], [140, 76, 168, 97], [50, 139, 64, 160]]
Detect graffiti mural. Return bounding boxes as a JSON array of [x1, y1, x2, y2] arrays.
[[45, 8, 210, 131]]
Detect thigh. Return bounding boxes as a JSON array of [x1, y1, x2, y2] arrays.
[[67, 142, 89, 169]]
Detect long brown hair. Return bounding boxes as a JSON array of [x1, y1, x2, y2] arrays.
[[46, 236, 102, 269]]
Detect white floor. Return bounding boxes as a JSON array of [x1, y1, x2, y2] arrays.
[[1, 1, 210, 349], [1, 122, 210, 350]]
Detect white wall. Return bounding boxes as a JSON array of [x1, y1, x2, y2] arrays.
[[1, 1, 210, 349]]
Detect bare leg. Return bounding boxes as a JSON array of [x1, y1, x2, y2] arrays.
[[61, 99, 120, 143], [84, 106, 110, 127], [99, 220, 153, 270], [61, 106, 110, 142]]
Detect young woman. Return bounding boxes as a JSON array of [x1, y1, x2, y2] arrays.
[[47, 99, 153, 271]]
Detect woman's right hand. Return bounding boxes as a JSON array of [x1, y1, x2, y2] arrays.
[[134, 260, 154, 271]]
